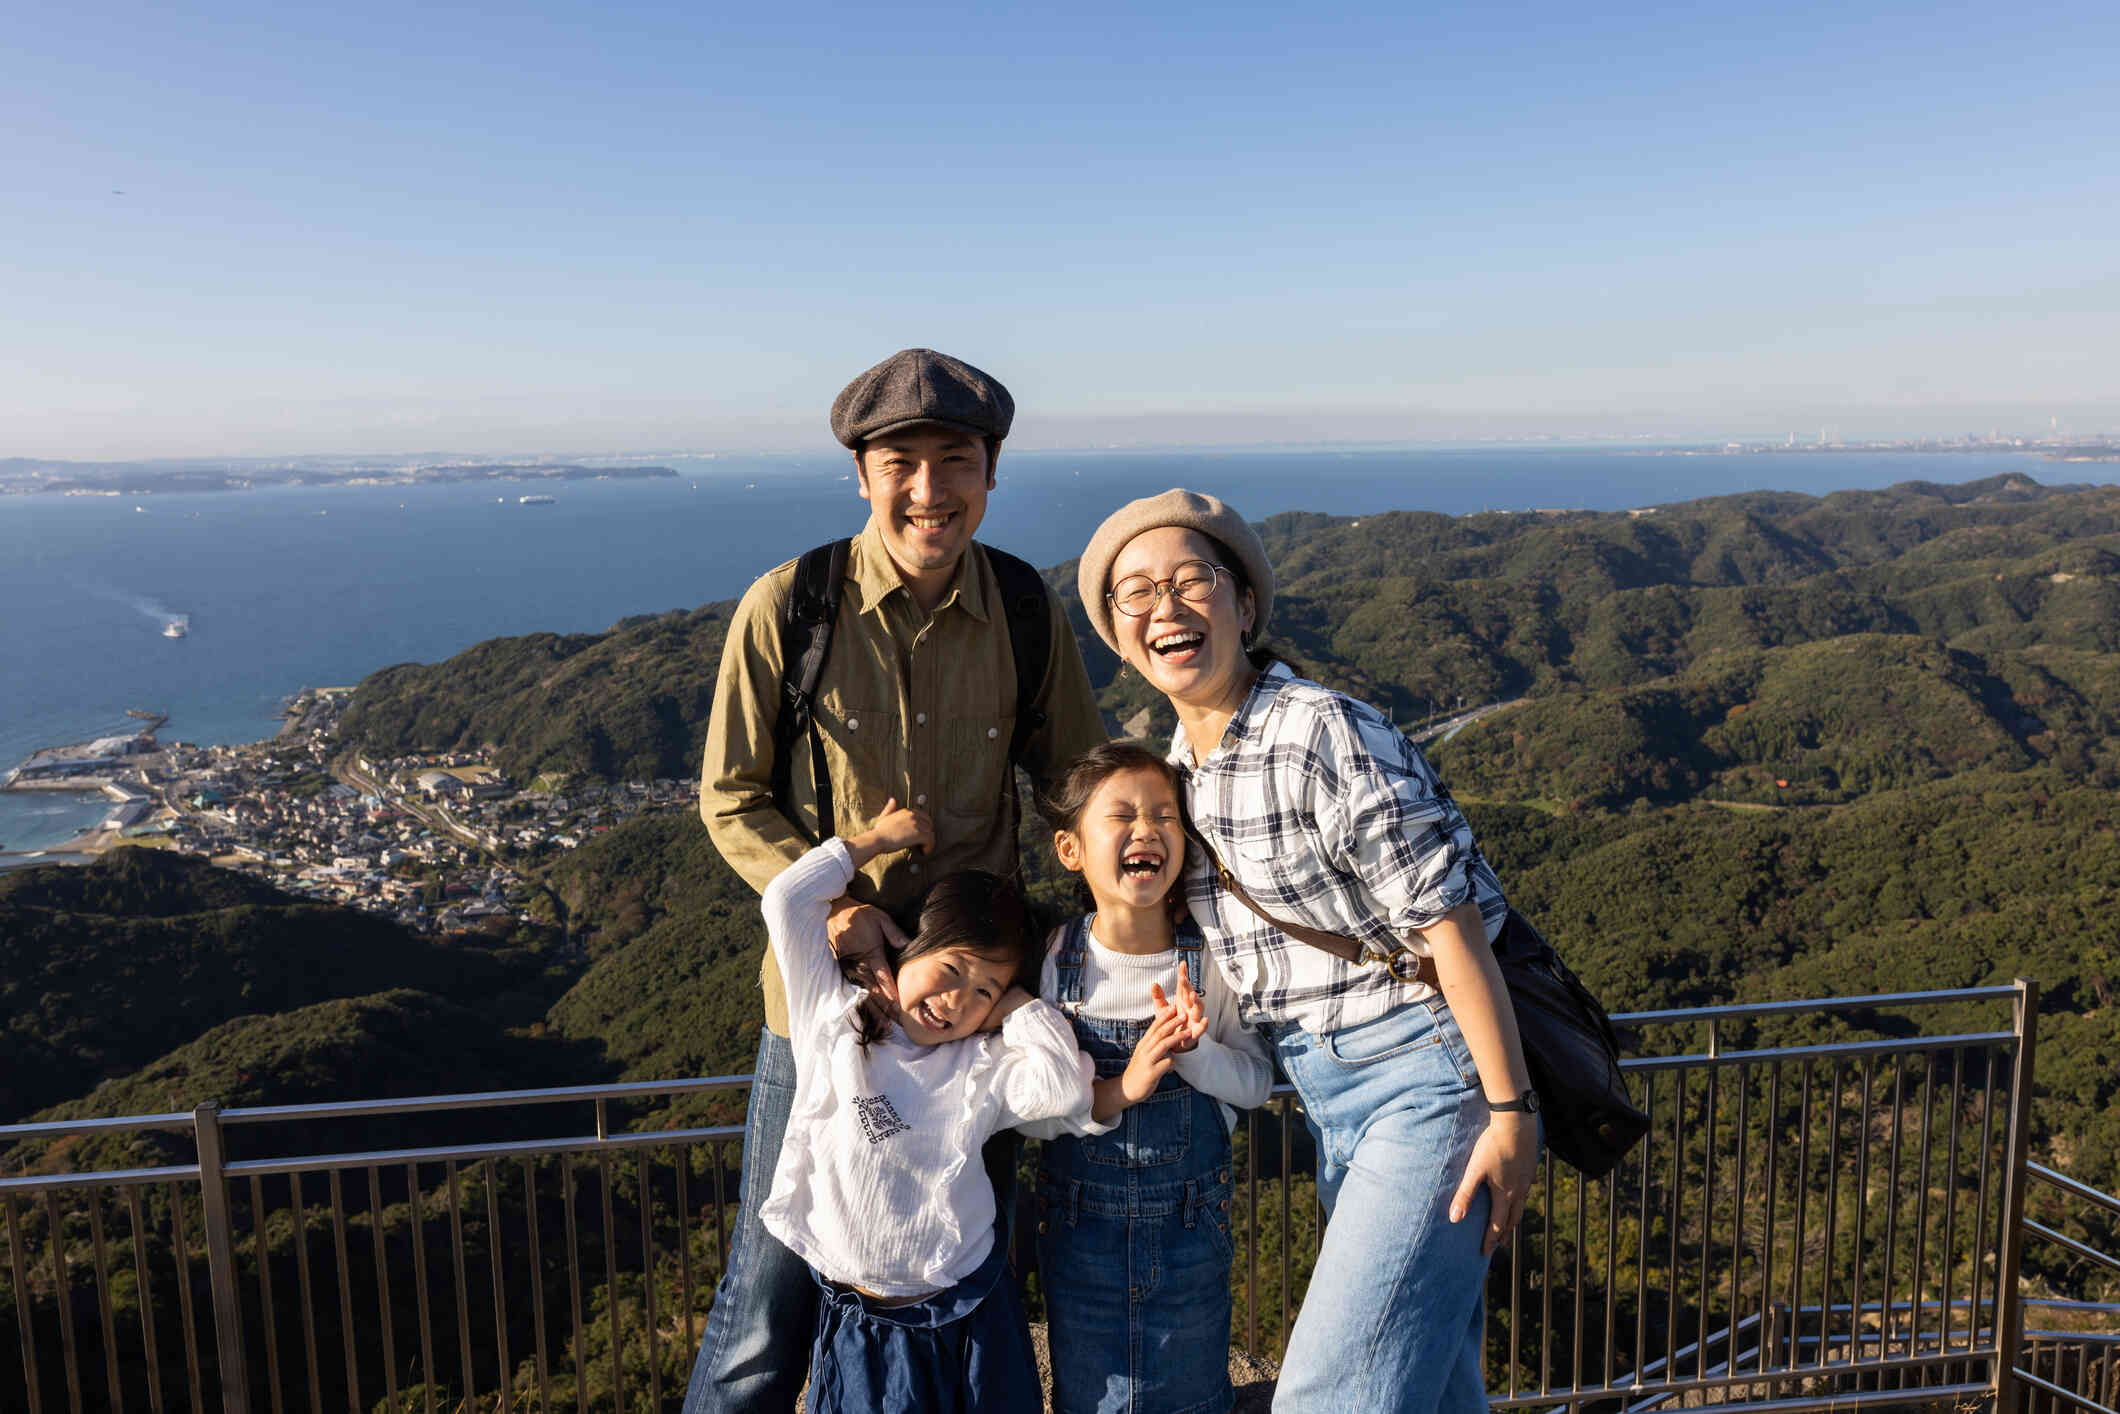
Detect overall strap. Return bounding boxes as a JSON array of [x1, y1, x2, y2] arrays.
[[772, 538, 852, 845], [1173, 918, 1207, 994], [1053, 915, 1092, 1011]]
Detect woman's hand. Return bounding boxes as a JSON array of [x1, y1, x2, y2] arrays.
[[1451, 1108, 1539, 1256], [977, 985, 1038, 1032]]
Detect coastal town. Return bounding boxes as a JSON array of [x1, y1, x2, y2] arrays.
[[1, 692, 695, 934]]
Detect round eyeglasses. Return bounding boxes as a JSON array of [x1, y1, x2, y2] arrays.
[[1109, 560, 1224, 617]]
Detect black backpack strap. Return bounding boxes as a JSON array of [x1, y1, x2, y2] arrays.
[[983, 545, 1052, 767], [772, 538, 851, 844]]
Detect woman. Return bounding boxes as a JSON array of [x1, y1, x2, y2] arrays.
[[1076, 489, 1539, 1414]]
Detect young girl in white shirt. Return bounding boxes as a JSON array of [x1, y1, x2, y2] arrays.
[[1024, 741, 1276, 1414], [757, 799, 1095, 1414]]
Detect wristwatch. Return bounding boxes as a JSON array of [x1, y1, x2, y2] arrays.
[[1488, 1089, 1540, 1114]]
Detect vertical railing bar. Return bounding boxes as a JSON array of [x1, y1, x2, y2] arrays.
[[675, 1152, 695, 1354], [1278, 1097, 1291, 1362], [565, 1160, 587, 1414], [641, 1155, 663, 1411], [1729, 1060, 1748, 1397], [287, 1171, 324, 1414], [1603, 1163, 1620, 1393], [1912, 1051, 1937, 1371], [1820, 1058, 1843, 1370], [45, 1190, 86, 1414], [1758, 1061, 1781, 1380], [1542, 1149, 1555, 1395], [168, 1181, 207, 1414], [89, 1191, 126, 1414], [406, 1163, 437, 1414], [1939, 1049, 1965, 1356], [1991, 979, 2040, 1414], [6, 1194, 45, 1414], [249, 1176, 285, 1414], [1241, 1111, 1256, 1357], [1666, 1068, 1684, 1386], [191, 1103, 249, 1414], [446, 1160, 475, 1405], [484, 1160, 513, 1414], [1787, 1060, 1813, 1388], [326, 1170, 360, 1414], [1508, 1183, 1522, 1399], [1633, 1070, 1653, 1385], [711, 1138, 727, 1282], [1573, 1152, 1588, 1396], [523, 1161, 552, 1413], [1880, 1055, 1906, 1365], [125, 1185, 167, 1414], [1698, 1061, 1717, 1380], [366, 1167, 400, 1414], [1970, 1053, 1997, 1355], [1852, 1053, 1874, 1368], [601, 1152, 626, 1414]]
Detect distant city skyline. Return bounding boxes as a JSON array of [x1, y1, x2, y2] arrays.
[[6, 1, 2115, 459]]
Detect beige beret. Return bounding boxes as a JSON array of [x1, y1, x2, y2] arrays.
[[1077, 488, 1274, 653]]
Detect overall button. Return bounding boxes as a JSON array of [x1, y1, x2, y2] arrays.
[[1038, 1221, 1049, 1235]]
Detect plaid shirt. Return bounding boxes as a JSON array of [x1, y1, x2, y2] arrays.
[[1173, 662, 1511, 1037]]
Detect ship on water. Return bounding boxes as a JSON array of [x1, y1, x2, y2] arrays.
[[164, 616, 189, 639], [518, 494, 556, 505]]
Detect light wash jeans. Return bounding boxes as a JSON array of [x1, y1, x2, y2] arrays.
[[682, 1027, 814, 1414], [1269, 997, 1518, 1414]]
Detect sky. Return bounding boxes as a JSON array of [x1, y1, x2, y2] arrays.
[[5, 1, 2116, 458]]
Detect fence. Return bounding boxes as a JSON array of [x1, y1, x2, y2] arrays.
[[6, 980, 2117, 1413]]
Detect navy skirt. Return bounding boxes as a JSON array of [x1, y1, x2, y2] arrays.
[[806, 1238, 1039, 1414]]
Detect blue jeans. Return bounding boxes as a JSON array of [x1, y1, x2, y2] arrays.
[[681, 1027, 1026, 1414], [806, 1233, 1040, 1414], [683, 1027, 813, 1414], [1269, 998, 1511, 1414]]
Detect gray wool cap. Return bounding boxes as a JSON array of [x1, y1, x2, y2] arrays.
[[829, 348, 1015, 449], [1077, 488, 1274, 654]]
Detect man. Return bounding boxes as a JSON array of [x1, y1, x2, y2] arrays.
[[684, 348, 1106, 1412]]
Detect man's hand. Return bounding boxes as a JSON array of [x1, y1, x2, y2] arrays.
[[826, 899, 906, 1006]]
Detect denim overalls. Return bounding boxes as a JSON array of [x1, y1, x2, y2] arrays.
[[1035, 917, 1235, 1414]]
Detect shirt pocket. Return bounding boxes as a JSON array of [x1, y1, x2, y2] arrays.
[[942, 713, 1015, 819], [813, 698, 898, 828]]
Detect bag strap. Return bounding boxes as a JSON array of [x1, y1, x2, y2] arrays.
[[1188, 831, 1439, 989], [982, 545, 1052, 767], [772, 538, 851, 845]]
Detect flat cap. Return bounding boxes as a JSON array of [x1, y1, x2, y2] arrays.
[[1078, 488, 1274, 654], [829, 348, 1015, 449]]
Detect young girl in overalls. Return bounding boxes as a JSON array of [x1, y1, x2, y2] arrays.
[[1023, 742, 1276, 1414], [756, 798, 1096, 1414]]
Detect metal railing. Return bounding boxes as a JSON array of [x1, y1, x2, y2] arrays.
[[5, 979, 2114, 1413]]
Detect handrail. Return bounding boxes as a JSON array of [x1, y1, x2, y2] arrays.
[[219, 1070, 752, 1124], [1613, 984, 2021, 1027], [2030, 1160, 2120, 1217]]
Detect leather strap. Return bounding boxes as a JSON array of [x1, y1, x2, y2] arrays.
[[1200, 841, 1439, 990]]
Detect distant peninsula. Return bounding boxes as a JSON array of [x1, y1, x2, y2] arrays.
[[0, 457, 680, 496]]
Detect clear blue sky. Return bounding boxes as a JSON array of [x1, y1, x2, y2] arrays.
[[6, 1, 2115, 457]]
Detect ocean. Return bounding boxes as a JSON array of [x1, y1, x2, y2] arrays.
[[3, 446, 2103, 852]]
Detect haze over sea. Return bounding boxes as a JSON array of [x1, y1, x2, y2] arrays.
[[5, 446, 2109, 851]]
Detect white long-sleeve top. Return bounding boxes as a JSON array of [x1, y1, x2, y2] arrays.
[[758, 840, 1095, 1297], [1017, 916, 1276, 1141]]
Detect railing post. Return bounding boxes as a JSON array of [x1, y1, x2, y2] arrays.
[[1991, 978, 2039, 1414], [194, 1102, 252, 1414]]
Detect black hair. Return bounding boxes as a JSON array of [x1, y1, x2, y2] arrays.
[[1199, 533, 1286, 672], [839, 870, 1042, 1047]]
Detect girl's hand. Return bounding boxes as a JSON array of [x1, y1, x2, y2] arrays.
[[1450, 1109, 1539, 1256], [1150, 971, 1208, 1052], [845, 798, 933, 865], [1120, 1009, 1190, 1103]]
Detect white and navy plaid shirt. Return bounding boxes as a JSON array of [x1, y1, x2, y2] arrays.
[[1173, 662, 1511, 1037]]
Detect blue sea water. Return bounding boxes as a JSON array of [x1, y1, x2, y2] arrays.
[[3, 447, 2103, 851]]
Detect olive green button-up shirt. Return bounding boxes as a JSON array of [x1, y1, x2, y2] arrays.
[[701, 520, 1106, 1037]]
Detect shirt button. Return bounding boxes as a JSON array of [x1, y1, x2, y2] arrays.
[[916, 712, 927, 726], [846, 717, 859, 731], [910, 862, 922, 874], [986, 726, 998, 739], [914, 793, 927, 805]]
